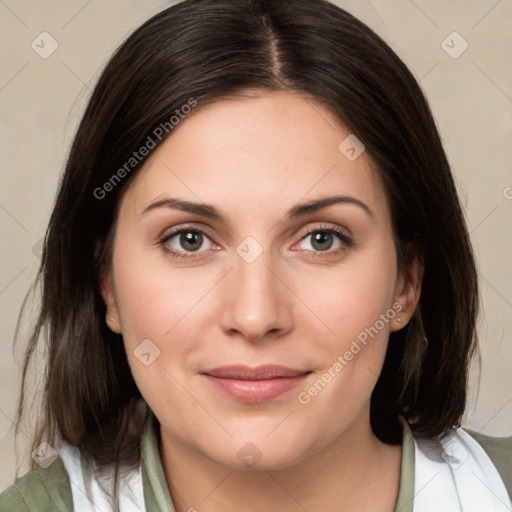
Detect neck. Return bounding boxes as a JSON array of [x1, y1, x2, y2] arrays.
[[159, 408, 402, 512]]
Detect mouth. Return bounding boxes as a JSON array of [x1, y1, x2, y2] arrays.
[[201, 365, 313, 403]]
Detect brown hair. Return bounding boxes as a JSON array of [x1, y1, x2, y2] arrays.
[[15, 0, 479, 505]]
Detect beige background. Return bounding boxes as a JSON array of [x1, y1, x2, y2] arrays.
[[1, 0, 511, 491]]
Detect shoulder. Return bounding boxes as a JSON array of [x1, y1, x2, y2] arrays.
[[0, 459, 73, 512], [463, 426, 512, 500]]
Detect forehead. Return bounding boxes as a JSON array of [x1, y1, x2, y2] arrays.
[[120, 91, 389, 223]]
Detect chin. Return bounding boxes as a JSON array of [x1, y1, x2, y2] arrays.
[[203, 433, 315, 472]]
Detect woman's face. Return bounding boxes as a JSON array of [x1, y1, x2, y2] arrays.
[[102, 90, 420, 470]]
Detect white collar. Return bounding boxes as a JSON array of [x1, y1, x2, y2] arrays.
[[411, 423, 511, 511]]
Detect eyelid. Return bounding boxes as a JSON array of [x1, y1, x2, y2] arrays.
[[159, 222, 215, 242], [295, 222, 352, 243]]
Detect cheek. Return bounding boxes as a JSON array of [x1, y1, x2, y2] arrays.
[[308, 239, 397, 346], [111, 233, 211, 344], [110, 236, 222, 395], [110, 244, 210, 421], [298, 238, 398, 402]]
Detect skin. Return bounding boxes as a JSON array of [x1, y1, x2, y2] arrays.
[[101, 90, 422, 512]]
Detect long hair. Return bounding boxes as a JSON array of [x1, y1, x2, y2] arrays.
[[15, 0, 479, 506]]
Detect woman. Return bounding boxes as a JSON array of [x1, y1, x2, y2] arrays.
[[1, 0, 511, 511]]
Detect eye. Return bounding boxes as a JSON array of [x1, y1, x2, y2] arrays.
[[160, 226, 214, 259], [294, 225, 352, 256]]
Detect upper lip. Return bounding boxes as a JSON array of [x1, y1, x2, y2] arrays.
[[202, 365, 311, 380]]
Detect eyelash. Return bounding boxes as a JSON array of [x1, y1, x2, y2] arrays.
[[158, 224, 353, 261]]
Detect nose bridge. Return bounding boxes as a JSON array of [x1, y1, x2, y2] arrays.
[[220, 239, 289, 340]]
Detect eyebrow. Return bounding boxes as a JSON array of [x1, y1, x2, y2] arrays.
[[142, 194, 374, 222]]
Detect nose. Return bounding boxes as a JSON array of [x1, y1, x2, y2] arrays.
[[219, 249, 293, 343]]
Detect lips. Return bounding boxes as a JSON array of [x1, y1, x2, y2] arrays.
[[203, 364, 310, 380], [201, 365, 312, 403]]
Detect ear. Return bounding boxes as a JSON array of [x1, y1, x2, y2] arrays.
[[99, 268, 122, 334], [390, 244, 424, 333]]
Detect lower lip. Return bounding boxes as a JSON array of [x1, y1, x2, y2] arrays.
[[202, 373, 311, 403]]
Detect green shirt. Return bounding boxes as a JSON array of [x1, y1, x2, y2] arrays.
[[1, 419, 511, 511]]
